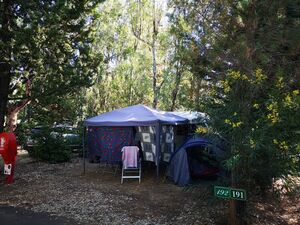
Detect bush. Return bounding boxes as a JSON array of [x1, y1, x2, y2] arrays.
[[14, 123, 30, 148], [207, 70, 300, 192], [28, 128, 72, 163]]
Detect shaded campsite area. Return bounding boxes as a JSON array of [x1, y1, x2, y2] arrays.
[[0, 150, 299, 225], [0, 151, 226, 225], [1, 1, 299, 225], [83, 105, 220, 186]]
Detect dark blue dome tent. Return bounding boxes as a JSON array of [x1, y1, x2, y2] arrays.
[[82, 104, 189, 176], [167, 135, 226, 186]]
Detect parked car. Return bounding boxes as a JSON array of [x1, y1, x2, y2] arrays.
[[24, 125, 81, 150], [24, 126, 43, 149], [51, 125, 81, 149]]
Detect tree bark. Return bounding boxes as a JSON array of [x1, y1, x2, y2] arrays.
[[130, 0, 161, 109], [170, 60, 183, 111], [7, 99, 31, 132], [0, 70, 11, 132], [152, 0, 158, 109], [152, 41, 158, 108], [0, 0, 13, 132], [6, 79, 31, 132]]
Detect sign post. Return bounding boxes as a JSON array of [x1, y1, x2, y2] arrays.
[[214, 186, 247, 225], [214, 186, 247, 201], [229, 199, 237, 225]]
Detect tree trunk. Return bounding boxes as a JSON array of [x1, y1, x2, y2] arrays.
[[152, 41, 158, 108], [170, 61, 183, 111], [130, 0, 161, 109], [0, 0, 13, 132], [151, 0, 158, 109], [7, 99, 31, 132], [0, 71, 11, 132]]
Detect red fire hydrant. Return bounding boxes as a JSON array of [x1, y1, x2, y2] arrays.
[[0, 132, 17, 184]]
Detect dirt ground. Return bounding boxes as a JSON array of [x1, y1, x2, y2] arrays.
[[0, 151, 299, 225]]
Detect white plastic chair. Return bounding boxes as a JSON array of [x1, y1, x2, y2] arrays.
[[121, 146, 141, 184]]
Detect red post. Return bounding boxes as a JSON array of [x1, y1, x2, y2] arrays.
[[0, 132, 17, 184]]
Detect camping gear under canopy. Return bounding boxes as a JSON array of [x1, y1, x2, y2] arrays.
[[167, 135, 225, 186], [83, 104, 189, 176]]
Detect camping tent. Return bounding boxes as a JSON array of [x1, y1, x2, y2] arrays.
[[83, 104, 189, 175], [167, 135, 225, 186]]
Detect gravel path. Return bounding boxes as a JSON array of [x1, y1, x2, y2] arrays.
[[0, 152, 225, 225], [1, 151, 298, 225]]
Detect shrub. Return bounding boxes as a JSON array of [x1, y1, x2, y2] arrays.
[[28, 128, 72, 163], [207, 70, 300, 192]]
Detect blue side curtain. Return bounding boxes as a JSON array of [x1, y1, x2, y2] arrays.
[[87, 126, 134, 164]]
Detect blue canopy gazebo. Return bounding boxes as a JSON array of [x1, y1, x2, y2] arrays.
[[83, 104, 189, 176]]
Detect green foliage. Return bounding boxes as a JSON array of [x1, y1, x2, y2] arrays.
[[27, 94, 85, 126], [79, 0, 209, 114], [28, 127, 72, 163], [208, 69, 300, 190], [170, 0, 300, 192], [167, 0, 220, 111], [14, 122, 31, 148], [3, 0, 298, 194], [82, 0, 166, 115], [0, 0, 103, 129]]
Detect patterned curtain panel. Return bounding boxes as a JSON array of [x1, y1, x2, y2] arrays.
[[136, 126, 175, 163], [136, 126, 156, 162], [87, 126, 134, 164], [161, 126, 174, 163]]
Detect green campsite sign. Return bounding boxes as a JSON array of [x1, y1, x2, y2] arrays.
[[230, 188, 247, 201], [214, 186, 247, 201], [214, 186, 230, 199]]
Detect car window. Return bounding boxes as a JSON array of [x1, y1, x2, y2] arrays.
[[31, 128, 42, 133], [53, 126, 78, 133]]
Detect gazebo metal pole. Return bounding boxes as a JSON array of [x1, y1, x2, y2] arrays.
[[155, 123, 161, 178], [82, 126, 86, 174]]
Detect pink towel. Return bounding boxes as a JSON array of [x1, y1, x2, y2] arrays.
[[122, 146, 139, 169]]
